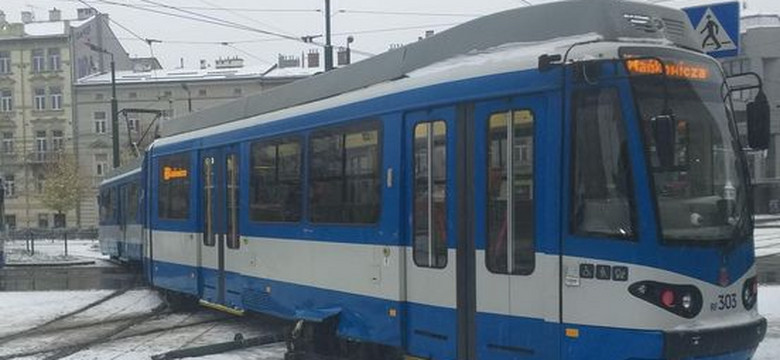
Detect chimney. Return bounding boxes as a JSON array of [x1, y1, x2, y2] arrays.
[[307, 49, 320, 68], [21, 11, 34, 24], [215, 56, 244, 69], [337, 47, 349, 66], [278, 54, 300, 69], [200, 59, 208, 70], [425, 30, 435, 38], [77, 8, 97, 20], [0, 11, 6, 24], [49, 8, 61, 22]]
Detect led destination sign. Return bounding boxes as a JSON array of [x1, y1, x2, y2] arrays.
[[163, 166, 188, 181], [625, 58, 711, 81]]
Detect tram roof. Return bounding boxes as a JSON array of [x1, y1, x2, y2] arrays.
[[161, 0, 698, 138], [101, 157, 143, 186]]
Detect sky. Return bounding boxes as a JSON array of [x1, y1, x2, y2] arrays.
[[2, 0, 780, 70]]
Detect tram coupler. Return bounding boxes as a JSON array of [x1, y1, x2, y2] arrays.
[[284, 317, 341, 360]]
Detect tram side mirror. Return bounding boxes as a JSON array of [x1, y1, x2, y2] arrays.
[[747, 89, 770, 150], [652, 110, 677, 169]]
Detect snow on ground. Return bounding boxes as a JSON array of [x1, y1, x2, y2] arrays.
[[755, 286, 780, 360], [4, 239, 108, 265], [0, 289, 286, 360], [0, 287, 778, 359], [0, 290, 113, 337]]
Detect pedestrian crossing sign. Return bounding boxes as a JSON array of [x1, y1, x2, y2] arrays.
[[683, 2, 740, 58]]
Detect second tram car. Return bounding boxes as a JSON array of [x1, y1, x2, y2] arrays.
[[99, 161, 143, 263], [101, 0, 769, 358]]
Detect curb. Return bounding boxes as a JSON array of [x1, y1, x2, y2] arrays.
[[4, 260, 96, 267]]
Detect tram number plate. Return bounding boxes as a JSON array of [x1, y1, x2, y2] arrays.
[[710, 293, 738, 311]]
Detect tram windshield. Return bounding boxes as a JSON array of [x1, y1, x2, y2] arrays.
[[624, 49, 751, 244]]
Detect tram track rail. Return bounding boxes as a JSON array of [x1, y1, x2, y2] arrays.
[[0, 307, 240, 360], [0, 286, 136, 347]]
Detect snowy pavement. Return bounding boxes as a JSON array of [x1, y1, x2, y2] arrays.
[[3, 239, 108, 266], [0, 289, 287, 360]]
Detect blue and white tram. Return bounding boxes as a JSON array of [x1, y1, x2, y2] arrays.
[[99, 162, 143, 263], [138, 0, 767, 359]]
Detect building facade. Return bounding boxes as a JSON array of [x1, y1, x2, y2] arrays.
[[75, 57, 321, 227], [721, 14, 780, 212], [0, 8, 131, 230]]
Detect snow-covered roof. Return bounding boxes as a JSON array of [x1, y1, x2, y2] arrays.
[[20, 16, 93, 37], [76, 65, 322, 86], [742, 14, 780, 32]]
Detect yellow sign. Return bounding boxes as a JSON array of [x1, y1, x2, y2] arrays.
[[163, 166, 188, 181], [625, 58, 710, 81]]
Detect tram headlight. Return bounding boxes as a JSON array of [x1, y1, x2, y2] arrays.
[[681, 294, 693, 310], [629, 281, 703, 318]]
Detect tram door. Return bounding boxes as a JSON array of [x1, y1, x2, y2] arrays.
[[403, 106, 459, 360], [471, 96, 560, 360], [118, 184, 128, 260], [199, 145, 241, 305]]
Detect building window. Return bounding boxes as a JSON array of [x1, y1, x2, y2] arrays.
[[233, 88, 242, 96], [48, 48, 61, 72], [35, 173, 45, 194], [198, 89, 207, 97], [34, 88, 46, 111], [50, 87, 62, 110], [95, 93, 104, 101], [32, 49, 45, 73], [249, 137, 302, 222], [4, 215, 16, 230], [309, 120, 381, 224], [486, 110, 535, 275], [162, 90, 172, 98], [0, 89, 11, 112], [94, 111, 107, 134], [413, 121, 448, 269], [95, 154, 108, 176], [52, 130, 64, 151], [128, 92, 137, 99], [127, 114, 139, 132], [2, 132, 14, 154], [3, 174, 15, 198], [54, 213, 66, 228], [0, 51, 10, 74], [38, 213, 49, 228], [35, 131, 47, 161], [158, 153, 190, 220]]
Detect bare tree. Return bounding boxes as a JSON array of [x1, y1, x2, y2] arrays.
[[40, 152, 88, 227]]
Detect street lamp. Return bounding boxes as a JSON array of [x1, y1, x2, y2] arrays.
[[86, 42, 120, 169], [346, 36, 354, 65]]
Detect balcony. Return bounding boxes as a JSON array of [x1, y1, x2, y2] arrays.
[[26, 151, 62, 164]]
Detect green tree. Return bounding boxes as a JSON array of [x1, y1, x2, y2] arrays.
[[40, 152, 87, 227]]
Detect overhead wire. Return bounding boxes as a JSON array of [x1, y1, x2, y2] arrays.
[[86, 0, 375, 57], [337, 9, 481, 18]]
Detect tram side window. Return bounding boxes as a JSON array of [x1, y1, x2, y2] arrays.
[[309, 120, 381, 224], [486, 110, 535, 275], [250, 138, 302, 222], [413, 121, 447, 269], [158, 154, 190, 220], [99, 188, 114, 223], [126, 183, 138, 224], [570, 88, 636, 238]]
